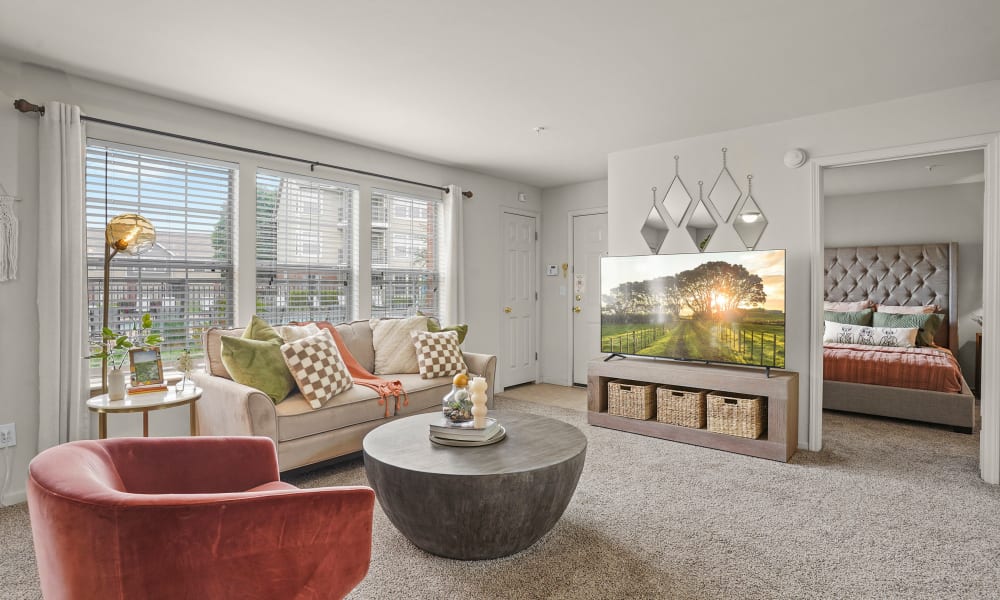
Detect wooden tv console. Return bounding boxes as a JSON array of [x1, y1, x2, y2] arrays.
[[587, 358, 799, 462]]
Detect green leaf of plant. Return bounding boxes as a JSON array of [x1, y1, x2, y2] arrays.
[[141, 313, 153, 329], [102, 327, 116, 340], [145, 334, 162, 346]]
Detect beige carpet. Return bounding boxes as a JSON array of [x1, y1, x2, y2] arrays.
[[3, 385, 999, 599]]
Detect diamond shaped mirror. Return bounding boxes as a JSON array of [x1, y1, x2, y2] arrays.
[[708, 148, 742, 222], [662, 155, 693, 225], [687, 181, 718, 252], [733, 175, 767, 249], [640, 187, 669, 253]]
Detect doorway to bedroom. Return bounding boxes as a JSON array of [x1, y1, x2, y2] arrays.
[[816, 146, 987, 469]]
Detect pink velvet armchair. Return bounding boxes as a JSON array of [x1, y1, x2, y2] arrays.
[[27, 436, 375, 600]]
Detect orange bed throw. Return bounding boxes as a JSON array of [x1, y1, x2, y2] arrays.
[[310, 321, 408, 417]]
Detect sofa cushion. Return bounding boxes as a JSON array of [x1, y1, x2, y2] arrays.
[[274, 387, 391, 443], [204, 327, 245, 379], [370, 316, 428, 375], [412, 330, 466, 379], [221, 320, 296, 404], [393, 373, 454, 414], [281, 330, 354, 409], [333, 321, 376, 374]]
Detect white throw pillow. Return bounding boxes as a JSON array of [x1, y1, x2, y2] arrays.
[[824, 300, 873, 312], [412, 330, 467, 379], [875, 304, 939, 315], [823, 321, 918, 348], [280, 329, 353, 409], [275, 323, 321, 343], [370, 316, 429, 374]]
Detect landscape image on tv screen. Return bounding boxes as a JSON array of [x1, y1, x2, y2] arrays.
[[600, 249, 785, 368]]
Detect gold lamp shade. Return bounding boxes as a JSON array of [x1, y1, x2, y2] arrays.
[[105, 213, 156, 255]]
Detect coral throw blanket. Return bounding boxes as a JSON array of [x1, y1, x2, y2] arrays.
[[823, 343, 964, 393], [309, 322, 408, 417]]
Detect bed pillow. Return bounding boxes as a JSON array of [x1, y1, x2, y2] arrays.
[[824, 300, 873, 312], [823, 309, 873, 326], [281, 329, 353, 409], [873, 312, 942, 347], [370, 315, 429, 374], [876, 304, 939, 315], [823, 322, 918, 348]]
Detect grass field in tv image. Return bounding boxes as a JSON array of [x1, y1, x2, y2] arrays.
[[601, 251, 785, 368]]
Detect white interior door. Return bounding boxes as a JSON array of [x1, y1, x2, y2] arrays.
[[502, 212, 538, 387], [572, 212, 608, 385]]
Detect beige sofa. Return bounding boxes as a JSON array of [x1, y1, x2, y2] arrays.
[[192, 320, 497, 471]]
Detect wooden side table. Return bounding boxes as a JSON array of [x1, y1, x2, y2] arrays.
[[86, 386, 203, 439]]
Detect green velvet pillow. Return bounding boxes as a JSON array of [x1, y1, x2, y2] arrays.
[[873, 312, 942, 347], [220, 316, 295, 403], [418, 310, 469, 344], [824, 309, 873, 326]]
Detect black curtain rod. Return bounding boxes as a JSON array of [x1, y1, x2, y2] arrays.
[[12, 98, 473, 198]]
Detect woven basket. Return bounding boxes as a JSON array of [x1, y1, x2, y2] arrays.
[[656, 386, 707, 428], [707, 391, 766, 439], [607, 380, 656, 420]]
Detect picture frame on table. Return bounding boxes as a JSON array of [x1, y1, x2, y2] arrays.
[[129, 347, 164, 387]]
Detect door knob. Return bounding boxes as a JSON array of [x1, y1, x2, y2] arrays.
[[572, 306, 581, 313], [504, 306, 512, 313]]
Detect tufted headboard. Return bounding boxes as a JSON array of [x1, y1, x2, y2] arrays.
[[824, 243, 958, 352]]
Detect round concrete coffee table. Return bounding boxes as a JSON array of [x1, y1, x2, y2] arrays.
[[362, 410, 587, 560]]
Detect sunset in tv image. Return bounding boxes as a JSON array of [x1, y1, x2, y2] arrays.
[[600, 250, 785, 368]]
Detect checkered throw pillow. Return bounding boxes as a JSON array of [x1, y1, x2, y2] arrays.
[[411, 330, 466, 379], [280, 329, 353, 409]]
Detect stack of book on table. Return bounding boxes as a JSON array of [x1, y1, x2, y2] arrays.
[[429, 417, 502, 443], [127, 383, 168, 395]]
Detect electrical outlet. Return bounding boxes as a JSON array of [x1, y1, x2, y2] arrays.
[[0, 423, 15, 448]]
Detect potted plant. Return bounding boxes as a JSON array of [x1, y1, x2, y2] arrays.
[[88, 313, 162, 400]]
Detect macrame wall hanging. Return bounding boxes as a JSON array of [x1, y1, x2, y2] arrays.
[[0, 183, 19, 282]]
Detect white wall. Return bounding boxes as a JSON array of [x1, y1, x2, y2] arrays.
[[0, 59, 540, 503], [539, 179, 607, 385], [609, 79, 1000, 449], [825, 183, 984, 380]]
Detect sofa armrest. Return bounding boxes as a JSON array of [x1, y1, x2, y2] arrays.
[[462, 352, 498, 407], [191, 371, 277, 442]]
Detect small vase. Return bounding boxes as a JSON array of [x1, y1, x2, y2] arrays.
[[108, 368, 127, 401], [442, 384, 472, 423]]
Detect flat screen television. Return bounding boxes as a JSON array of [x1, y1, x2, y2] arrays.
[[600, 249, 785, 369]]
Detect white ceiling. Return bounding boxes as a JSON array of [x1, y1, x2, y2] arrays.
[[1, 1, 999, 189], [824, 150, 985, 197]]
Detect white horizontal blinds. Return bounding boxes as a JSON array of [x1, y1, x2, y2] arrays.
[[84, 143, 236, 373], [256, 170, 356, 324], [371, 188, 441, 318]]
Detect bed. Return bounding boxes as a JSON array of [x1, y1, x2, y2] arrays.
[[823, 243, 976, 433]]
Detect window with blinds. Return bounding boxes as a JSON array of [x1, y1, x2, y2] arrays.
[[256, 170, 356, 324], [85, 142, 236, 375], [370, 188, 441, 318]]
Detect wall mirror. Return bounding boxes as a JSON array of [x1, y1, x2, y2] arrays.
[[708, 148, 742, 222], [662, 156, 693, 225], [640, 187, 669, 253], [687, 181, 718, 251], [733, 176, 767, 249]]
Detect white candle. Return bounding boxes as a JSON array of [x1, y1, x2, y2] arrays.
[[470, 376, 489, 428]]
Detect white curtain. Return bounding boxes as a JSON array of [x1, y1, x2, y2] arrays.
[[37, 102, 89, 450], [440, 185, 465, 324]]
